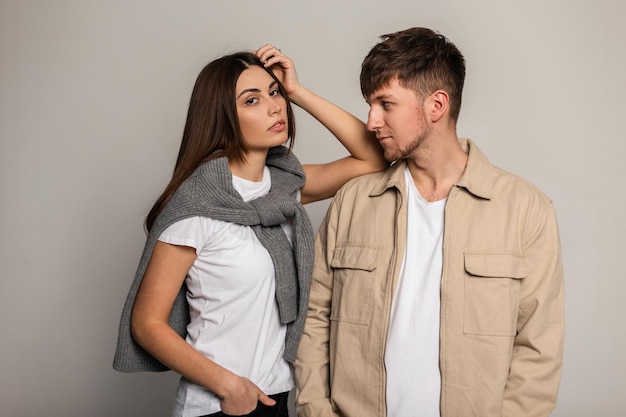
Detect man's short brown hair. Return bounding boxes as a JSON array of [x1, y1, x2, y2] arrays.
[[360, 27, 466, 123]]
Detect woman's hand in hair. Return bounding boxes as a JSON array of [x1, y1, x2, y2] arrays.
[[253, 44, 301, 98]]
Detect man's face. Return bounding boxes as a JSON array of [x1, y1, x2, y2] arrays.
[[365, 78, 431, 162]]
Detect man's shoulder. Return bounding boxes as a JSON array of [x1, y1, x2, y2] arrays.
[[465, 139, 552, 205], [337, 166, 397, 197], [490, 164, 553, 206]]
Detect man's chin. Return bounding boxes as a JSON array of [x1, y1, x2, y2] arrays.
[[384, 149, 404, 162]]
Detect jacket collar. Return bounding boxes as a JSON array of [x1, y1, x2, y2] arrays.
[[370, 159, 406, 197], [455, 138, 493, 200], [369, 138, 494, 200]]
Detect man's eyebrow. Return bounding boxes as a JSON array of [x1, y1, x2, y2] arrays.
[[366, 93, 394, 104], [236, 81, 279, 99]]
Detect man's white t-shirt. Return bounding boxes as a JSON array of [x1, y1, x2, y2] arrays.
[[158, 167, 294, 417], [385, 166, 445, 417]]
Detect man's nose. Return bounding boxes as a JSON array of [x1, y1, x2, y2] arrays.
[[366, 108, 382, 132]]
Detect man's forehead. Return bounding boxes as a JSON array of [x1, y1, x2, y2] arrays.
[[366, 78, 410, 101]]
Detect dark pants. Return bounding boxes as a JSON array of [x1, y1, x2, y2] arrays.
[[203, 391, 290, 417]]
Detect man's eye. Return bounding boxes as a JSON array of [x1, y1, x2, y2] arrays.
[[382, 101, 391, 108]]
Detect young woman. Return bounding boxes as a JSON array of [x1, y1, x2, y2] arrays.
[[113, 45, 386, 417]]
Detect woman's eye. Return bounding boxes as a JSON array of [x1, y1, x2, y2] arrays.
[[245, 97, 258, 105], [270, 88, 280, 96]]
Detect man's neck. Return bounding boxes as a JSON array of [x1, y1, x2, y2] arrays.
[[405, 136, 468, 202]]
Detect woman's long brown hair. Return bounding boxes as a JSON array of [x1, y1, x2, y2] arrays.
[[145, 52, 296, 232]]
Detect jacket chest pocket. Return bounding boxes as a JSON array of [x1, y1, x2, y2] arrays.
[[330, 246, 379, 326], [463, 252, 525, 336]]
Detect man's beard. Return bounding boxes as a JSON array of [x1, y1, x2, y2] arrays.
[[384, 124, 432, 162]]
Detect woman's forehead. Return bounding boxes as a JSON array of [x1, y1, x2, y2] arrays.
[[236, 66, 275, 94]]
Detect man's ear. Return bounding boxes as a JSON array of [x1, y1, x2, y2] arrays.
[[429, 90, 449, 123]]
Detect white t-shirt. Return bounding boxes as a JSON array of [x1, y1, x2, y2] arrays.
[[159, 166, 295, 417], [384, 166, 445, 417]]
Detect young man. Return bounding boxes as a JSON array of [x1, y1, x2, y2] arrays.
[[294, 27, 564, 417]]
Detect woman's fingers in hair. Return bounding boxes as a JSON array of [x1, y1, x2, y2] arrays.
[[253, 44, 285, 66], [253, 44, 300, 95]]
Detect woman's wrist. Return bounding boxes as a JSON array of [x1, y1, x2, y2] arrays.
[[288, 84, 315, 108], [206, 366, 239, 399]]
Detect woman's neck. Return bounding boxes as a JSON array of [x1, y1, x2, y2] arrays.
[[228, 150, 268, 182]]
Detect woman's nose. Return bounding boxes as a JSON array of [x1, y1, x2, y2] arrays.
[[269, 100, 281, 115]]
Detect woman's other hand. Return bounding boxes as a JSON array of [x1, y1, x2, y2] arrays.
[[219, 374, 276, 415]]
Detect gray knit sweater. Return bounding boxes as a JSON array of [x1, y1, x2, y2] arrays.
[[113, 146, 314, 372]]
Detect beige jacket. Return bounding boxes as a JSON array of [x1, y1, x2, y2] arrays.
[[295, 139, 564, 417]]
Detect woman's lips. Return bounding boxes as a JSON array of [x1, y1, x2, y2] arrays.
[[269, 120, 285, 132]]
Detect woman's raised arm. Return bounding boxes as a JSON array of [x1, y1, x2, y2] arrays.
[[255, 45, 387, 204]]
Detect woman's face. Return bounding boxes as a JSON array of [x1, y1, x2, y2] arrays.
[[235, 66, 288, 153]]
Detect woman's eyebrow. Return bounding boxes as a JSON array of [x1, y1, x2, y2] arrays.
[[236, 87, 260, 99], [237, 81, 278, 99]]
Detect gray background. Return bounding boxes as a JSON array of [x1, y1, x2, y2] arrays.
[[1, 0, 624, 416]]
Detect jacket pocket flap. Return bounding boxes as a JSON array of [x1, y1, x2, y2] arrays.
[[464, 252, 525, 279], [331, 246, 378, 271]]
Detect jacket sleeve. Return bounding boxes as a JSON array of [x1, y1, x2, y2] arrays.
[[294, 198, 340, 417], [503, 201, 565, 416]]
